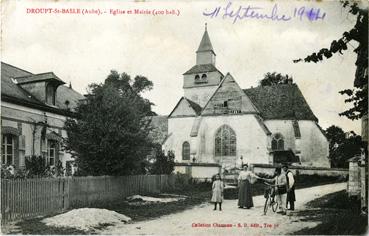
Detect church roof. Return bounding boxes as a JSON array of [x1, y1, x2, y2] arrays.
[[243, 84, 318, 121], [168, 97, 202, 118], [183, 64, 223, 75], [196, 28, 214, 53], [185, 98, 202, 115], [148, 115, 168, 144]]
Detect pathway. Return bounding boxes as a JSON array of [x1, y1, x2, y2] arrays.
[[99, 182, 346, 235]]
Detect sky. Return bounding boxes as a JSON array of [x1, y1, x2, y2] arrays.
[[1, 0, 363, 133]]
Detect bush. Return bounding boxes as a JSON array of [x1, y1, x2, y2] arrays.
[[25, 155, 49, 178], [150, 147, 175, 175], [1, 164, 28, 179], [174, 173, 191, 190]]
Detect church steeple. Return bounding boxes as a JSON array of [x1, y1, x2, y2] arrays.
[[196, 24, 216, 65]]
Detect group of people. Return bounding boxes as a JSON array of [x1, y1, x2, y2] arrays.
[[211, 163, 296, 214]]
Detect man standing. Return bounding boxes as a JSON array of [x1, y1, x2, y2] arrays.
[[282, 163, 296, 210]]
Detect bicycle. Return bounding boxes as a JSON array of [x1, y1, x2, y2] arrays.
[[263, 182, 279, 215]]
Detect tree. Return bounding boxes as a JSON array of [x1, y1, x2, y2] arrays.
[[293, 1, 368, 120], [259, 72, 293, 86], [64, 71, 155, 176], [325, 125, 346, 148], [325, 125, 363, 168], [150, 145, 175, 175]]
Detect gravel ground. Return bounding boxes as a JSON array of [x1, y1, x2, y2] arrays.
[[98, 182, 347, 236]]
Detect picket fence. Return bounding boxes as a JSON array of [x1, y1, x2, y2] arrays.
[[1, 175, 176, 224]]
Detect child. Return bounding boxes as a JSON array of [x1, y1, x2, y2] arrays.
[[211, 174, 224, 211]]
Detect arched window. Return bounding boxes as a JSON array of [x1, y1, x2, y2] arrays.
[[182, 141, 190, 160], [2, 134, 15, 165], [195, 75, 200, 80], [271, 133, 284, 150], [215, 125, 236, 156], [201, 74, 207, 79]]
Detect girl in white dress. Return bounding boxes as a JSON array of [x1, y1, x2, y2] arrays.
[[211, 174, 224, 211]]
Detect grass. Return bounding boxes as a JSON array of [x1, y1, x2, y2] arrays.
[[292, 190, 368, 235], [5, 187, 211, 235], [8, 217, 92, 235]]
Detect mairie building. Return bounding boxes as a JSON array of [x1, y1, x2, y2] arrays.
[[1, 62, 84, 173], [151, 27, 329, 178]]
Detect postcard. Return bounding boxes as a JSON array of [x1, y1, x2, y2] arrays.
[[1, 0, 368, 235]]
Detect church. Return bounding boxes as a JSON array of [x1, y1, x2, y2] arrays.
[[152, 26, 329, 178]]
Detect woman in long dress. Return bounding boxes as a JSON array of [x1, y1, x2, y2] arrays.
[[238, 164, 260, 209]]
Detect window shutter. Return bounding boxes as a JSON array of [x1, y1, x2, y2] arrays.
[[19, 135, 26, 151]]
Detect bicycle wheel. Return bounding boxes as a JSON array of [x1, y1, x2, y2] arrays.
[[263, 196, 271, 215], [272, 201, 279, 212]]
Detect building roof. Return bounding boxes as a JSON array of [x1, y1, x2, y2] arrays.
[[168, 97, 202, 118], [196, 28, 214, 53], [244, 84, 318, 121], [183, 64, 223, 75], [15, 72, 65, 85], [148, 115, 168, 144], [56, 85, 85, 111], [1, 62, 44, 105], [185, 98, 202, 115], [1, 62, 83, 114]]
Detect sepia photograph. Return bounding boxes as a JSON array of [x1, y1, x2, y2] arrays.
[[1, 0, 368, 235]]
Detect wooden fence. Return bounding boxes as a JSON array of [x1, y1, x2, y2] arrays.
[[1, 175, 176, 224]]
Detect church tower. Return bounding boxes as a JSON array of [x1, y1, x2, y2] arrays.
[[196, 24, 216, 65], [183, 24, 223, 107]]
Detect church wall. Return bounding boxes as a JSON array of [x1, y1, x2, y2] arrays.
[[263, 120, 296, 151], [183, 71, 222, 89], [197, 115, 269, 165], [298, 120, 329, 167], [183, 84, 218, 107], [201, 74, 257, 116], [196, 51, 215, 65], [264, 120, 329, 167], [166, 117, 196, 163]]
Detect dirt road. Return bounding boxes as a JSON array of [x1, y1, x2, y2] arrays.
[[98, 182, 346, 235]]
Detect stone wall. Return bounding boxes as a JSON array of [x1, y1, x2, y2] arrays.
[[174, 163, 221, 180], [348, 161, 361, 196], [253, 163, 348, 177]]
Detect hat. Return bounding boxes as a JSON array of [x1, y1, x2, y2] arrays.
[[282, 163, 289, 168], [242, 164, 249, 168]]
